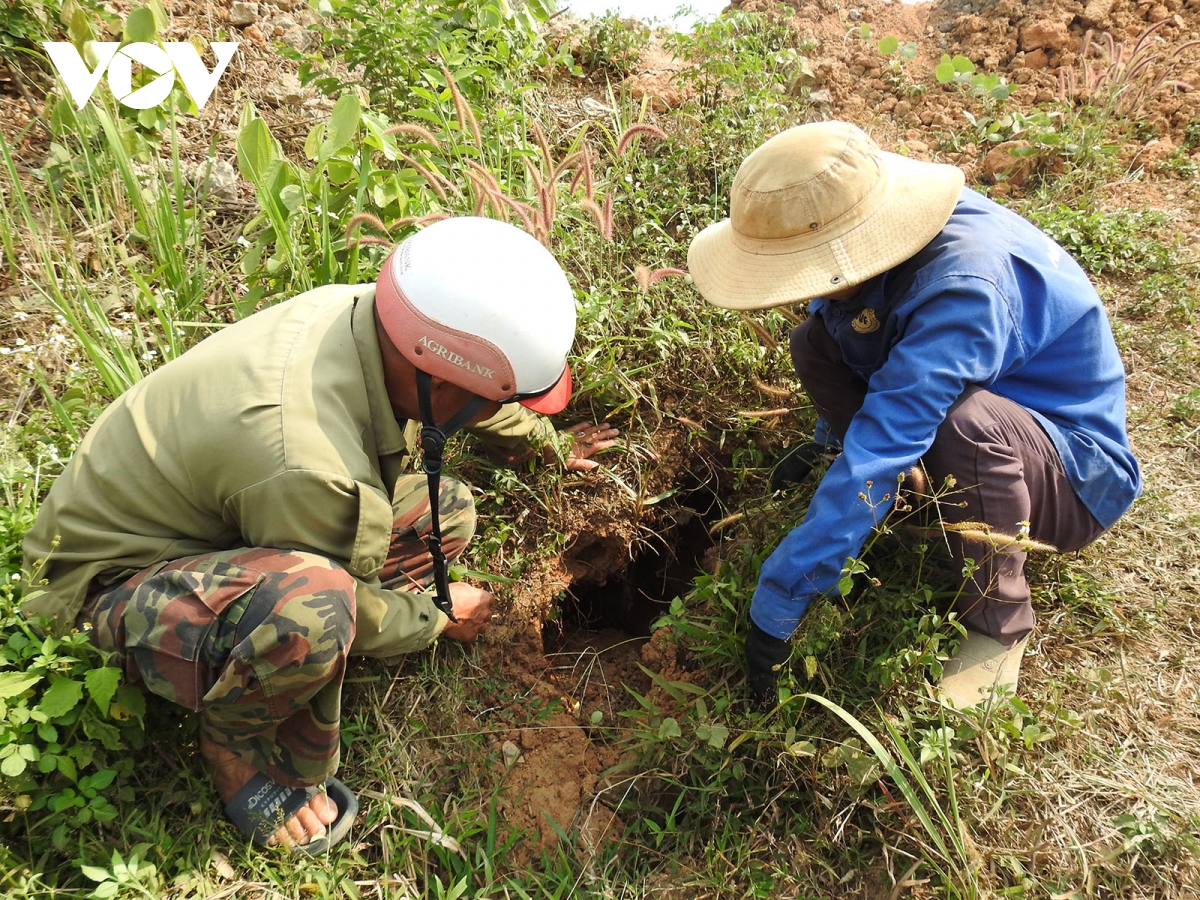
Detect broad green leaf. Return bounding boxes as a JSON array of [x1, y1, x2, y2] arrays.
[[38, 678, 84, 718], [1, 753, 27, 777], [58, 753, 78, 781], [94, 880, 121, 898], [87, 768, 118, 790], [952, 54, 975, 74], [0, 672, 41, 700], [934, 58, 955, 83], [318, 93, 362, 164], [148, 0, 169, 31], [67, 6, 97, 46], [278, 183, 304, 212], [82, 710, 122, 750], [876, 35, 898, 56], [124, 7, 157, 43], [304, 122, 325, 161], [236, 114, 279, 183], [111, 684, 146, 722], [789, 739, 817, 757], [900, 41, 918, 60], [657, 717, 681, 740], [325, 158, 356, 184], [702, 722, 729, 749], [85, 672, 121, 720]]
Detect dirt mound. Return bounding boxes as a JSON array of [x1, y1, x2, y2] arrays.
[[721, 0, 1200, 144]]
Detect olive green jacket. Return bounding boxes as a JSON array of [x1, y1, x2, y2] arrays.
[[22, 284, 549, 655]]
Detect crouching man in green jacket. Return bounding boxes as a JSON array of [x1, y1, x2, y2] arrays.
[[21, 217, 617, 852]]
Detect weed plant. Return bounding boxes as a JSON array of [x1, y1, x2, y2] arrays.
[[290, 0, 565, 118], [574, 13, 652, 80], [3, 2, 1200, 897]]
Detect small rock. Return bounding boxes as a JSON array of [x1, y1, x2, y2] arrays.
[[229, 1, 259, 25], [194, 159, 238, 201], [809, 88, 833, 104], [983, 140, 1035, 186], [578, 97, 614, 116], [623, 73, 683, 112], [280, 23, 314, 52], [264, 72, 305, 106], [1024, 48, 1049, 69], [1019, 20, 1070, 53], [1147, 3, 1170, 21], [906, 139, 929, 153], [243, 23, 266, 47], [1081, 0, 1116, 27]]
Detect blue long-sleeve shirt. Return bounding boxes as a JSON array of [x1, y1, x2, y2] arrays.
[[751, 188, 1141, 639]]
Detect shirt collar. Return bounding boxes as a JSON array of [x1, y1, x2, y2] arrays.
[[351, 286, 407, 457]]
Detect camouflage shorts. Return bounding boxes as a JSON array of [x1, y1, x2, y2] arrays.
[[88, 474, 476, 787]]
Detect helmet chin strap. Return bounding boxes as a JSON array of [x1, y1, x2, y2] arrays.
[[415, 369, 488, 623]]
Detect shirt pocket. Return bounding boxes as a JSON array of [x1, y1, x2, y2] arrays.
[[350, 483, 393, 579], [121, 562, 263, 712]]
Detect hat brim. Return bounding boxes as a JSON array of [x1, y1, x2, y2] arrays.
[[518, 364, 572, 415], [687, 152, 965, 311]]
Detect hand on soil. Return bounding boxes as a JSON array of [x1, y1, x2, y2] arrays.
[[199, 736, 337, 848], [562, 421, 620, 472], [441, 581, 495, 643]]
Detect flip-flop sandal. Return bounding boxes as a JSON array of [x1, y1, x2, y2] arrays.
[[224, 773, 359, 854]]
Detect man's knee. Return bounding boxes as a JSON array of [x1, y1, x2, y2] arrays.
[[258, 552, 357, 656], [925, 387, 996, 476]]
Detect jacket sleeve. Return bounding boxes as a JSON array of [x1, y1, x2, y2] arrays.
[[751, 275, 1018, 639], [223, 469, 448, 655], [464, 403, 553, 450]]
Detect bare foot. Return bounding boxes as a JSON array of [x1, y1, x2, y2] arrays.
[[199, 737, 338, 847]]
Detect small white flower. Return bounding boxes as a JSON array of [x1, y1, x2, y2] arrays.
[[13, 312, 28, 321], [141, 350, 158, 360], [14, 337, 26, 346], [236, 235, 252, 248]]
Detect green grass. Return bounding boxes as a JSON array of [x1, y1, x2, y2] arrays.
[[3, 4, 1200, 898]]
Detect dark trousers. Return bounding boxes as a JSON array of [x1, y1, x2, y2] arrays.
[[790, 316, 1104, 646]]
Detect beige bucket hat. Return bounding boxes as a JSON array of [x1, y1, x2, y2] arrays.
[[687, 121, 964, 311]]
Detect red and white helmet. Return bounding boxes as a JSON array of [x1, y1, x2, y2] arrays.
[[375, 217, 576, 415]]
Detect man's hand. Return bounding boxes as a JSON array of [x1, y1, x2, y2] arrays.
[[440, 582, 495, 643], [745, 621, 792, 707], [559, 421, 620, 472]]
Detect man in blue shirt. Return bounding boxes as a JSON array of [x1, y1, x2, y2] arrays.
[[687, 121, 1140, 707]]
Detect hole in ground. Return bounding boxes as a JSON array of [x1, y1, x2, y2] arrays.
[[546, 485, 721, 650]]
